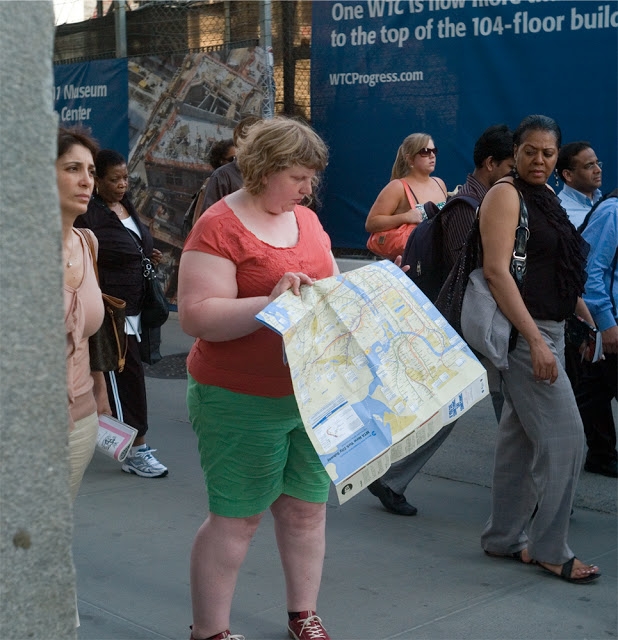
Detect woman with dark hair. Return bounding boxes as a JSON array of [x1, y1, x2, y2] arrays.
[[75, 149, 168, 478], [479, 115, 600, 584], [57, 126, 111, 501], [365, 132, 448, 259]]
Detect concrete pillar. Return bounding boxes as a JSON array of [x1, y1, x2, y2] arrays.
[[0, 2, 77, 638]]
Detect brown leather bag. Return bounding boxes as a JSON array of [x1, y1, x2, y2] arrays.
[[78, 229, 128, 373]]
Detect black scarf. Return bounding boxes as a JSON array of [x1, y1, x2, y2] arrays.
[[513, 174, 588, 301]]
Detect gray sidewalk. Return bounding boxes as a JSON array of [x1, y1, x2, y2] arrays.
[[74, 314, 617, 640]]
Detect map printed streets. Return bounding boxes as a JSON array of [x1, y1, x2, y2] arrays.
[[257, 261, 488, 503]]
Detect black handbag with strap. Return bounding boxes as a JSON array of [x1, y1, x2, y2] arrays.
[[435, 182, 529, 348], [141, 266, 170, 330], [122, 225, 170, 330]]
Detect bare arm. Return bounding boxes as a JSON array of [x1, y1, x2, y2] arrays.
[[92, 371, 111, 415], [480, 183, 558, 383], [178, 251, 314, 342], [330, 252, 340, 276], [365, 181, 422, 233], [434, 176, 448, 197], [574, 297, 595, 327]]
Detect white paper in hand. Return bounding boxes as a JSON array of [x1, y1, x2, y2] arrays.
[[96, 415, 138, 462]]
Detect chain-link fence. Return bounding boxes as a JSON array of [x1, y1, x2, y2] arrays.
[[54, 1, 374, 257], [54, 0, 312, 120]]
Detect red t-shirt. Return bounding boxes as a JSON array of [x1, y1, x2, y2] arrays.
[[183, 199, 334, 397]]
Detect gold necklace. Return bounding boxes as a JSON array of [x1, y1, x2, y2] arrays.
[[106, 200, 125, 218]]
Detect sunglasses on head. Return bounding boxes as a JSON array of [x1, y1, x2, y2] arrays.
[[418, 147, 438, 157]]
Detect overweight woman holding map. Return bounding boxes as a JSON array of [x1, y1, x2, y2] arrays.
[[178, 117, 339, 640]]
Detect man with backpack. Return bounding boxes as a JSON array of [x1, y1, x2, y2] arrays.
[[368, 124, 514, 516], [401, 124, 515, 304], [573, 189, 618, 478], [442, 125, 515, 273]]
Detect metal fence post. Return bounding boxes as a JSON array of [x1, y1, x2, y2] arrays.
[[260, 0, 275, 118], [281, 0, 296, 116], [114, 0, 127, 58]]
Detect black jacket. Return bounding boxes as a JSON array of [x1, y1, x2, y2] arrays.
[[75, 194, 154, 315]]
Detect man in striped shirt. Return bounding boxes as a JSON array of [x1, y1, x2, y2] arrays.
[[442, 124, 515, 273], [367, 124, 514, 517]]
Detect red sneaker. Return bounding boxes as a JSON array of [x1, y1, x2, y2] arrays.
[[288, 611, 331, 640]]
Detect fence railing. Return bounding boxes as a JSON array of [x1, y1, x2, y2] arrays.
[[54, 0, 312, 120]]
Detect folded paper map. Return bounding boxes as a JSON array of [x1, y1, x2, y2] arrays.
[[257, 261, 488, 504]]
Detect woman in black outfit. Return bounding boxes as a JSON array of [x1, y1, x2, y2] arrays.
[[75, 149, 168, 478], [479, 116, 598, 583]]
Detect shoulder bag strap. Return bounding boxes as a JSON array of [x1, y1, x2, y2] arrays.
[[487, 180, 529, 290], [440, 194, 481, 219], [431, 176, 448, 198], [75, 228, 100, 284], [510, 190, 529, 290], [399, 179, 419, 208], [119, 221, 156, 280]]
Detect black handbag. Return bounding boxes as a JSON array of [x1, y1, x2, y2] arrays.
[[141, 268, 169, 330], [122, 226, 170, 330], [435, 181, 528, 351], [139, 326, 163, 365], [79, 229, 128, 372]]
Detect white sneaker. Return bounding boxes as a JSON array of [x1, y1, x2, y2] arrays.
[[122, 445, 168, 478]]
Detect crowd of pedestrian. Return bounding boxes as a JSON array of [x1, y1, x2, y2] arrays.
[[58, 109, 615, 639]]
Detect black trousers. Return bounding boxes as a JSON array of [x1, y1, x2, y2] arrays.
[[568, 349, 617, 465], [105, 334, 149, 438]]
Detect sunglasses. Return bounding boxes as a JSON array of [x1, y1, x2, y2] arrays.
[[418, 147, 438, 157], [223, 155, 236, 163]]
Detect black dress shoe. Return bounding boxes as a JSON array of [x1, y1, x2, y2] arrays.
[[367, 479, 418, 515], [584, 458, 618, 478]]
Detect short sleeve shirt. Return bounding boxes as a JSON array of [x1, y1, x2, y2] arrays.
[[183, 199, 334, 397]]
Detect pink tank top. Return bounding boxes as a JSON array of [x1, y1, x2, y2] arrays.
[[64, 230, 104, 426]]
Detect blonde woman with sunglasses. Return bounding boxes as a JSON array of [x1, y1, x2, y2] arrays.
[[366, 133, 448, 260]]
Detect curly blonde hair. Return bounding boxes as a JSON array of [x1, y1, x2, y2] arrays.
[[390, 132, 432, 179], [236, 117, 328, 195]]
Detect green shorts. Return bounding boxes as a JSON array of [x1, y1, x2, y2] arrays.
[[187, 375, 331, 518]]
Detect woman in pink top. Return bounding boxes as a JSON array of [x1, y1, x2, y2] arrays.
[[179, 118, 339, 640], [57, 127, 111, 502], [365, 133, 448, 259]]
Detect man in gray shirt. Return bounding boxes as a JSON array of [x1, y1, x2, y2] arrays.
[[201, 115, 261, 211]]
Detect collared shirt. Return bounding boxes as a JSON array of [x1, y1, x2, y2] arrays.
[[581, 196, 618, 332], [442, 173, 487, 272], [557, 184, 602, 229]]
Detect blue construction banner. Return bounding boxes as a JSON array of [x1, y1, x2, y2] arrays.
[[54, 59, 128, 159], [311, 0, 618, 248]]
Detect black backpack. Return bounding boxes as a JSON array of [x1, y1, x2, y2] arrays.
[[577, 188, 618, 233], [401, 194, 480, 302]]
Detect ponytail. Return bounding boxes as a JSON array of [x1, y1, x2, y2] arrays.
[[390, 145, 408, 179]]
